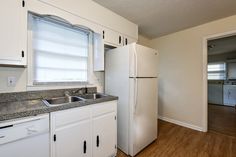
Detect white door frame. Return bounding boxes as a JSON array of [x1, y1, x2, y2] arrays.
[[202, 30, 236, 132]]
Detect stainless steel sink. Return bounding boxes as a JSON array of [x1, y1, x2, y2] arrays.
[[42, 96, 85, 106], [79, 93, 107, 100]]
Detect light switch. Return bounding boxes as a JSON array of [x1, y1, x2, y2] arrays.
[[7, 76, 16, 87]]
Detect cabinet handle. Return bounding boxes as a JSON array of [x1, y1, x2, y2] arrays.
[[22, 0, 25, 7], [83, 141, 87, 154], [119, 36, 122, 44], [125, 38, 128, 45], [96, 135, 100, 147], [103, 31, 105, 39], [0, 125, 13, 129], [0, 136, 5, 138], [53, 134, 56, 142], [21, 51, 24, 58]]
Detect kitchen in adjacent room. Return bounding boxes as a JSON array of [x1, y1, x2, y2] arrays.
[[207, 35, 236, 137]]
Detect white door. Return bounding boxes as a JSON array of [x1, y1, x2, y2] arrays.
[[0, 0, 26, 65], [129, 44, 158, 77], [129, 78, 158, 156], [54, 120, 91, 157], [92, 112, 117, 157]]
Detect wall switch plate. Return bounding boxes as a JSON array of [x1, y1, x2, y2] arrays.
[[7, 76, 16, 87]]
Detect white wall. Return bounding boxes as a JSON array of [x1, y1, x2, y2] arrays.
[[149, 15, 236, 130]]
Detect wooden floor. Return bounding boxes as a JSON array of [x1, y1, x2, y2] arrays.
[[117, 120, 236, 157], [208, 104, 236, 137]]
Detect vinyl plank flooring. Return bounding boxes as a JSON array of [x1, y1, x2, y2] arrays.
[[208, 104, 236, 137], [117, 120, 236, 157]]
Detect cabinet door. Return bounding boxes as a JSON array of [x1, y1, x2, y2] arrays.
[[92, 112, 117, 157], [0, 0, 26, 65], [228, 86, 236, 106], [227, 62, 236, 79], [53, 120, 92, 157], [103, 29, 123, 47], [208, 84, 223, 105], [123, 36, 137, 46], [93, 33, 104, 71]]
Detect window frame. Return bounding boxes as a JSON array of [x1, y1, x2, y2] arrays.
[[27, 12, 93, 90], [207, 62, 227, 80]]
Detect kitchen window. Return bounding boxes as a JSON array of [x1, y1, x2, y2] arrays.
[[208, 62, 226, 80], [29, 13, 90, 85]]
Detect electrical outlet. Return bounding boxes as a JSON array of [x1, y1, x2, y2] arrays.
[[7, 77, 16, 87]]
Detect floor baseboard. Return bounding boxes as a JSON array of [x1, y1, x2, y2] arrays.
[[158, 116, 203, 132]]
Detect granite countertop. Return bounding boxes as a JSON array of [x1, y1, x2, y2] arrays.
[[0, 95, 118, 122]]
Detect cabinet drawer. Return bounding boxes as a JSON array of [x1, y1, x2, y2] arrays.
[[53, 107, 91, 128], [92, 101, 117, 117]]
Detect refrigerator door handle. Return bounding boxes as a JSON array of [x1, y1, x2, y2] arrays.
[[132, 43, 138, 77], [134, 78, 138, 114]]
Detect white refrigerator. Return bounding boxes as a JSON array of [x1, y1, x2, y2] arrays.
[[105, 43, 158, 156]]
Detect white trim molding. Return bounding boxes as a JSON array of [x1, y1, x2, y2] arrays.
[[158, 116, 204, 132], [202, 29, 236, 132]]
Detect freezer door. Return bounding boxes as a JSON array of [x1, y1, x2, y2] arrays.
[[129, 78, 158, 156], [129, 44, 158, 77]]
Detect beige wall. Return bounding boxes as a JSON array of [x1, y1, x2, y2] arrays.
[[138, 35, 152, 47], [150, 15, 236, 130], [0, 67, 27, 92], [0, 67, 104, 93], [0, 55, 104, 93], [208, 51, 236, 63]]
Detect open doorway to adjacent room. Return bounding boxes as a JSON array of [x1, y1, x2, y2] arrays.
[[207, 35, 236, 137]]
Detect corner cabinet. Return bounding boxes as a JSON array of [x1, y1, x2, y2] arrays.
[[0, 0, 27, 66], [50, 101, 117, 157]]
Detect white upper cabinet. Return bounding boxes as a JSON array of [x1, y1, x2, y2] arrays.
[[123, 36, 137, 46], [37, 0, 138, 40], [0, 0, 27, 66], [103, 28, 123, 47], [93, 33, 104, 71]]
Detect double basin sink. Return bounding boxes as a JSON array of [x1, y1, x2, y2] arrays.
[[42, 93, 107, 106]]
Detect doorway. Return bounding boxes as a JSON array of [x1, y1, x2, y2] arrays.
[[206, 34, 236, 137]]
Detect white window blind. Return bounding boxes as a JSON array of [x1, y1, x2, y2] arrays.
[[208, 62, 226, 80], [31, 14, 89, 83]]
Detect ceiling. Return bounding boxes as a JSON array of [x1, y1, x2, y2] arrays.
[[208, 35, 236, 55], [93, 0, 236, 39]]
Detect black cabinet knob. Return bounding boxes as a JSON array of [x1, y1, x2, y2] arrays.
[[83, 141, 87, 154], [96, 135, 100, 147], [119, 36, 122, 44]]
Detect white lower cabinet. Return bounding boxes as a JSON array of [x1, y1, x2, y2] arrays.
[[54, 119, 92, 157], [50, 101, 117, 157], [93, 112, 117, 157], [223, 85, 236, 106]]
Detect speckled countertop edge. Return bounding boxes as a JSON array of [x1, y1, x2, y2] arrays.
[[0, 96, 118, 122]]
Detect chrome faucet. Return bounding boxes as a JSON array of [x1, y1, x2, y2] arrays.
[[72, 87, 88, 95], [64, 91, 71, 102]]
